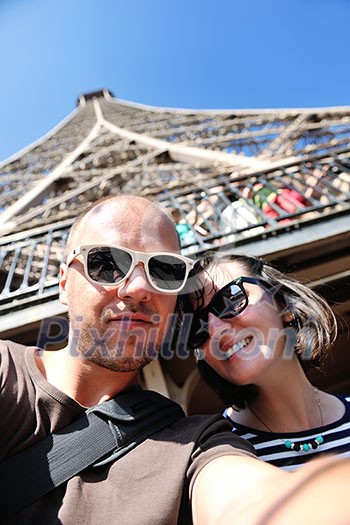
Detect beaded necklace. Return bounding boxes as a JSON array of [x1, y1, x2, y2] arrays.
[[248, 388, 325, 452]]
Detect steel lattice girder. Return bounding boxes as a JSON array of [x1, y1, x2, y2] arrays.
[[0, 90, 349, 328]]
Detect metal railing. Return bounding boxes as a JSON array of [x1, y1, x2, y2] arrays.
[[0, 222, 71, 316], [1, 151, 349, 318]]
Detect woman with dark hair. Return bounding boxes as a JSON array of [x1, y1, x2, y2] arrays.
[[185, 251, 350, 471]]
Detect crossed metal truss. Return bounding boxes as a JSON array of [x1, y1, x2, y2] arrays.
[[1, 89, 350, 330]]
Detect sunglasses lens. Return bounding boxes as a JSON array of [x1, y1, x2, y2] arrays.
[[211, 284, 247, 318], [190, 283, 248, 348], [86, 248, 188, 290], [148, 255, 187, 290], [87, 247, 132, 284]]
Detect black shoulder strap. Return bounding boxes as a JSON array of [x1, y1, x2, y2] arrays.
[[0, 389, 185, 520]]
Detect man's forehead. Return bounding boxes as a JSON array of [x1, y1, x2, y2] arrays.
[[75, 198, 179, 249]]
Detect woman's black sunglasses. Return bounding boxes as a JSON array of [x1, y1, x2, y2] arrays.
[[189, 276, 269, 349]]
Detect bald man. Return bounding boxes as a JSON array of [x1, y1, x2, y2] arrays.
[[0, 195, 349, 524]]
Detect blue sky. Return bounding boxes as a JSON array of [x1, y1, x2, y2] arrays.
[[0, 0, 349, 161]]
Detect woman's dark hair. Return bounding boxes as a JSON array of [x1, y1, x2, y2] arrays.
[[181, 251, 337, 409]]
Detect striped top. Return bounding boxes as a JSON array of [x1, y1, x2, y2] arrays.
[[223, 395, 350, 471]]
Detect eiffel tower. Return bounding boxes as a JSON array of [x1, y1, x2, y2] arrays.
[[1, 89, 349, 413]]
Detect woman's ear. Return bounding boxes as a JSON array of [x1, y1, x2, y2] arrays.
[[283, 311, 295, 324], [59, 263, 68, 305], [283, 311, 300, 329]]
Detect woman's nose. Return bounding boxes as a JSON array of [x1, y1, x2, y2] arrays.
[[205, 313, 236, 359], [207, 312, 234, 335]]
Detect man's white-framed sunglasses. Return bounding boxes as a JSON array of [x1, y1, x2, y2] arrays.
[[66, 244, 194, 293]]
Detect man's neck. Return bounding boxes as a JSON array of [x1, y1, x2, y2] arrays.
[[35, 346, 139, 407]]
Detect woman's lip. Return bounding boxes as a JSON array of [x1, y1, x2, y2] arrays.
[[220, 335, 250, 353], [221, 336, 253, 359]]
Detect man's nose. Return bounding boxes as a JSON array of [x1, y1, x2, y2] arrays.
[[116, 264, 153, 302]]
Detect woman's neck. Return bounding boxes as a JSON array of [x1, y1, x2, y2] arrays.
[[230, 360, 324, 432], [247, 384, 321, 432]]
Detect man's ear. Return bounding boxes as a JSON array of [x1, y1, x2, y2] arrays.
[[59, 263, 68, 305]]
